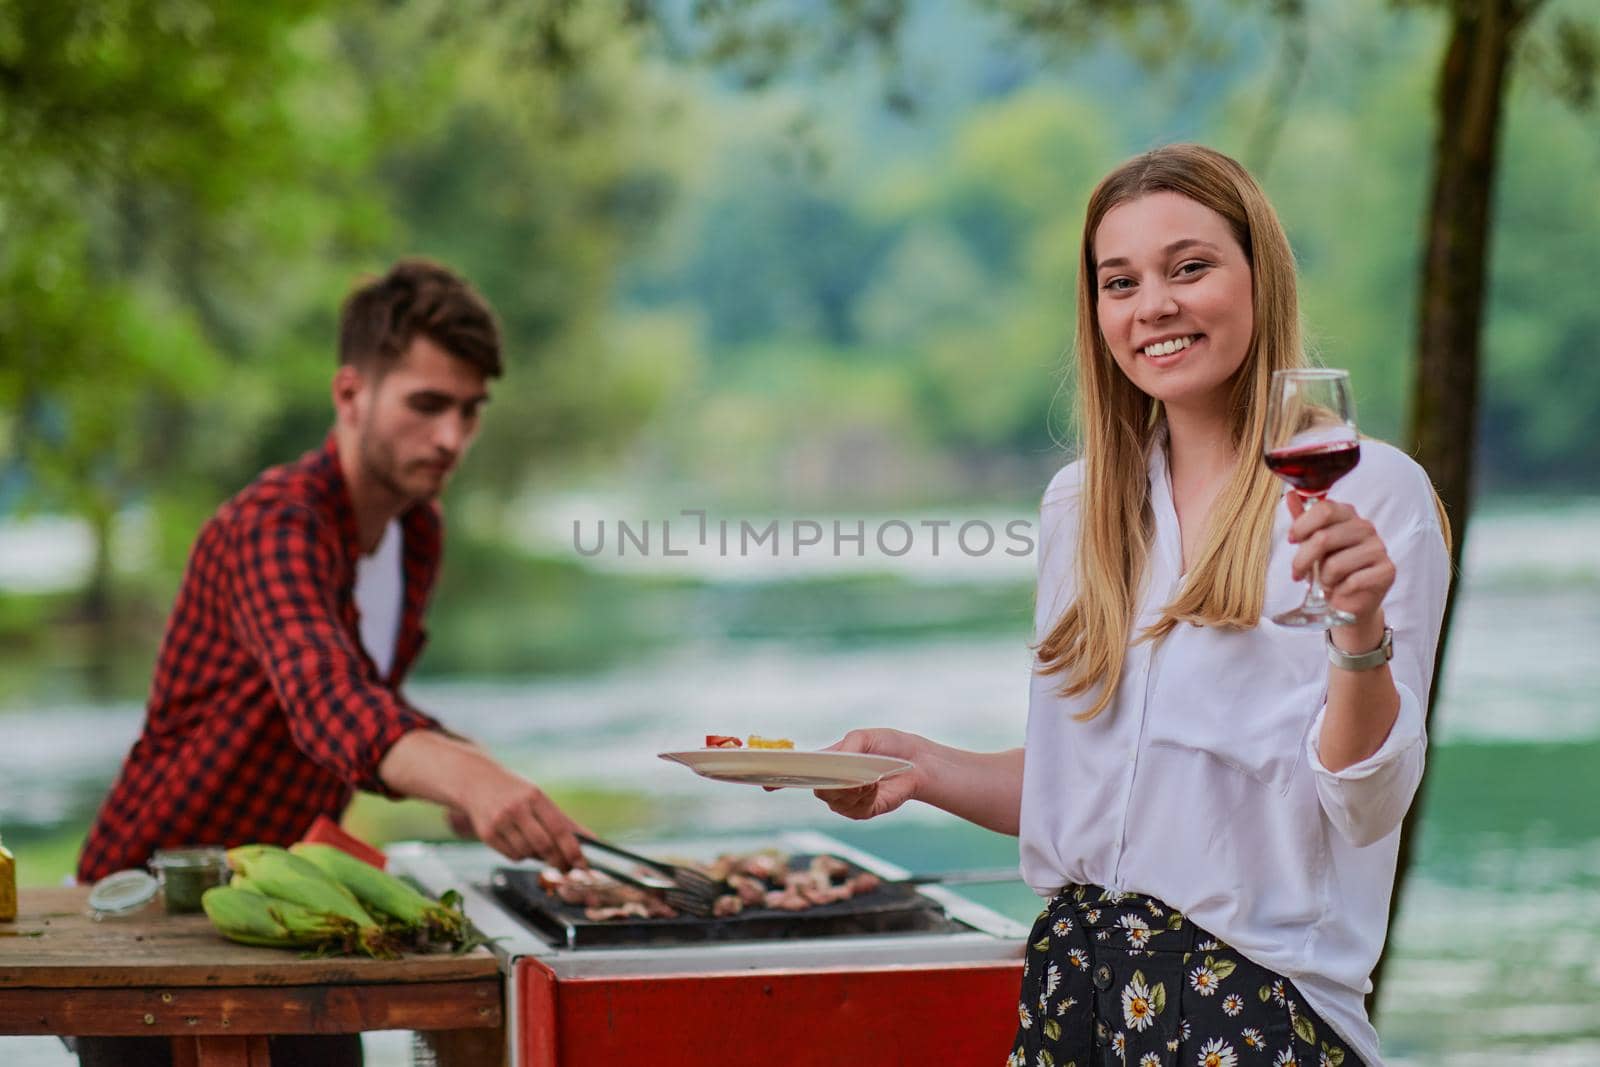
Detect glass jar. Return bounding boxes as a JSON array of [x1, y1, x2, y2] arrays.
[[150, 847, 230, 914]]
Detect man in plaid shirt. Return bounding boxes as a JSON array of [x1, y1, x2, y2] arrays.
[[76, 261, 586, 1065], [78, 261, 585, 891]]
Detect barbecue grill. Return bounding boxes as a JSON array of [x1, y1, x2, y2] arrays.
[[390, 830, 1029, 1065]]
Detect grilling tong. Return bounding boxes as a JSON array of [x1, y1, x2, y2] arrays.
[[574, 833, 1022, 919], [576, 834, 722, 917]]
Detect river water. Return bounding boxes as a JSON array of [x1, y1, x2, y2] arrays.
[[2, 501, 1596, 1064]]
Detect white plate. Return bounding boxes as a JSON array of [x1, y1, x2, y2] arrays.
[[658, 749, 914, 789]]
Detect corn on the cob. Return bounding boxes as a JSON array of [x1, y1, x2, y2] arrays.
[[226, 845, 374, 927], [202, 886, 301, 948], [266, 899, 372, 956], [226, 844, 400, 956], [202, 885, 366, 952], [288, 844, 433, 921], [289, 843, 467, 945]]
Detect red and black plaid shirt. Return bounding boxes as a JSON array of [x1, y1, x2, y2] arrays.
[[78, 434, 443, 882]]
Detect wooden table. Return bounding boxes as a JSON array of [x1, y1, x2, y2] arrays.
[[0, 887, 505, 1066]]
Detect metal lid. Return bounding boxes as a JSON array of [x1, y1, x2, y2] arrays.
[[151, 846, 227, 871], [87, 868, 159, 916]]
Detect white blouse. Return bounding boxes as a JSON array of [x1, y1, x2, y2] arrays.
[[1019, 435, 1451, 1067]]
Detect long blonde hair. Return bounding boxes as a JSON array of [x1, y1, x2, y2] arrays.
[[1037, 144, 1308, 720]]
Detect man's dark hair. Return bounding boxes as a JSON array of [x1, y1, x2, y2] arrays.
[[338, 259, 503, 378]]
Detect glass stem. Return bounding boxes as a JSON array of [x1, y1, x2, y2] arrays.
[[1300, 494, 1329, 608], [1304, 558, 1329, 609]]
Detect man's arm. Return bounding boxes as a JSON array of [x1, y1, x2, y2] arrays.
[[226, 503, 586, 869], [378, 730, 587, 869]]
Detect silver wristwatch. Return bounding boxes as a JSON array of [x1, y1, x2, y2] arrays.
[[1326, 626, 1393, 671]]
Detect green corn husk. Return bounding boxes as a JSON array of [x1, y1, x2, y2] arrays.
[[288, 843, 467, 946], [202, 884, 391, 957], [202, 886, 313, 948], [226, 845, 391, 956], [226, 846, 371, 923], [229, 874, 267, 896]]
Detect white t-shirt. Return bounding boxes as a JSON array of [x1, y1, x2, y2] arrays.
[[354, 519, 403, 680], [1019, 435, 1450, 1067]]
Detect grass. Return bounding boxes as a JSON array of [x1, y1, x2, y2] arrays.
[[9, 826, 89, 889]]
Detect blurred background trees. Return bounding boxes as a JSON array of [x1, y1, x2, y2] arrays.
[[3, 0, 1597, 679]]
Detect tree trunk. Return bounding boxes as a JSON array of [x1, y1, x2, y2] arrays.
[[1374, 0, 1539, 1015]]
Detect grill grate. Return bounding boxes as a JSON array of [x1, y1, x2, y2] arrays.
[[488, 854, 959, 950]]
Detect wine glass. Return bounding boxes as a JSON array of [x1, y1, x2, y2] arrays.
[[1264, 368, 1361, 628]]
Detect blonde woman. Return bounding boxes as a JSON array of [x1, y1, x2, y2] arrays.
[[815, 144, 1451, 1066]]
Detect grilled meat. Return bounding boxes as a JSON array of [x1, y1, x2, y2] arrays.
[[553, 850, 885, 922]]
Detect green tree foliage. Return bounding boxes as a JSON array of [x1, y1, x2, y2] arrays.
[[0, 1, 694, 691], [0, 0, 393, 680]]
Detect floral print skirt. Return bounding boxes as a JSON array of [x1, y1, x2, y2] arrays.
[[1010, 884, 1362, 1067]]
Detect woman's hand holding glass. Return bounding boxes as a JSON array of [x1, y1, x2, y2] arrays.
[[1284, 492, 1397, 636]]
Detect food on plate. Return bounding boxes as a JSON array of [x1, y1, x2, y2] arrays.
[[746, 735, 795, 750], [704, 735, 743, 748]]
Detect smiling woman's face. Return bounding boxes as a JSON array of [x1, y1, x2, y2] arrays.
[[1092, 191, 1255, 416]]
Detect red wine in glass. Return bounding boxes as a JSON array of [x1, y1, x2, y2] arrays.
[[1264, 440, 1361, 499], [1264, 369, 1360, 628]]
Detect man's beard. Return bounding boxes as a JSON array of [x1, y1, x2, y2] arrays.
[[359, 429, 437, 503]]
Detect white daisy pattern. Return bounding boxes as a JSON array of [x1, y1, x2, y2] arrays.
[[1189, 964, 1221, 996], [1118, 914, 1154, 948], [1198, 1037, 1239, 1067], [1015, 888, 1346, 1067], [1121, 973, 1158, 1032]]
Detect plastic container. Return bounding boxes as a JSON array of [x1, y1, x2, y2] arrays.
[[150, 847, 230, 914], [88, 869, 160, 918]]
